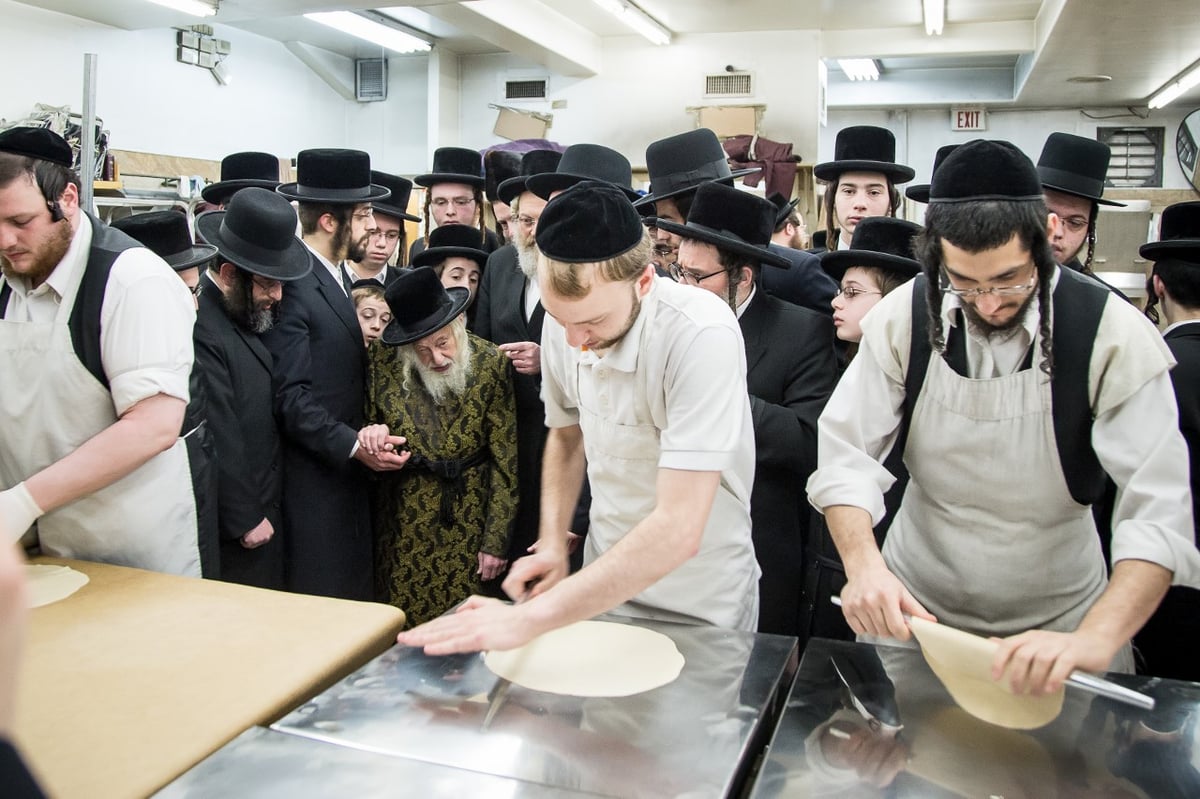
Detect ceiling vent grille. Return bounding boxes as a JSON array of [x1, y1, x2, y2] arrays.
[[505, 79, 548, 101], [705, 72, 754, 98], [356, 59, 387, 103]]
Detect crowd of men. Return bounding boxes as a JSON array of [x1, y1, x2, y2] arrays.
[[2, 121, 1200, 719]]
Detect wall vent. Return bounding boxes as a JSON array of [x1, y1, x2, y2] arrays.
[[705, 72, 754, 98], [356, 59, 388, 103], [505, 78, 548, 101]]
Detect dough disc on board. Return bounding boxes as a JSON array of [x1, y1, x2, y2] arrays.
[[484, 620, 685, 697], [909, 617, 1064, 730], [25, 564, 89, 608]]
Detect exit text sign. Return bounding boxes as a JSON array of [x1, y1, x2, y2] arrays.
[[951, 107, 987, 131]]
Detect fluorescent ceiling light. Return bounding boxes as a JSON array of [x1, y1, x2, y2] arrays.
[[1149, 59, 1200, 109], [305, 11, 432, 54], [590, 0, 672, 46], [923, 0, 944, 36], [147, 0, 217, 17], [838, 59, 880, 81]]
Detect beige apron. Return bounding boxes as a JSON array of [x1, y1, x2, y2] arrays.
[[0, 267, 200, 576], [884, 350, 1131, 671]]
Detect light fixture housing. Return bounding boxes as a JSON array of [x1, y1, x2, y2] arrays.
[[305, 11, 432, 54], [1148, 59, 1200, 109], [589, 0, 672, 46], [923, 0, 944, 36], [147, 0, 217, 17], [838, 58, 880, 82]]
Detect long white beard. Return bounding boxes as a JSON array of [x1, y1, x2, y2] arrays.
[[516, 239, 539, 279], [412, 336, 473, 405]]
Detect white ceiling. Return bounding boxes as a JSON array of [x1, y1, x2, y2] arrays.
[[13, 0, 1200, 109]]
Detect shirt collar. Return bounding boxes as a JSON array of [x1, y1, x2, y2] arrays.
[[343, 261, 386, 284], [1164, 318, 1200, 335], [735, 283, 756, 319]]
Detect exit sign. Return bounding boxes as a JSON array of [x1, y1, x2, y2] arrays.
[[952, 107, 987, 131]]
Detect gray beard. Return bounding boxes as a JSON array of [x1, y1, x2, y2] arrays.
[[516, 239, 539, 279], [411, 335, 473, 405], [248, 308, 275, 334]]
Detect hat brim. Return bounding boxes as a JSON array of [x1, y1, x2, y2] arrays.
[[820, 248, 922, 284], [201, 179, 280, 204], [633, 168, 761, 208], [813, 160, 916, 184], [1041, 181, 1127, 207], [655, 218, 791, 269], [372, 201, 421, 222], [275, 182, 392, 204], [1139, 240, 1200, 261], [496, 176, 529, 206], [162, 244, 219, 272], [526, 173, 640, 201], [411, 245, 489, 269], [773, 197, 801, 228], [413, 172, 485, 189], [905, 183, 931, 204], [195, 210, 313, 282], [379, 286, 471, 346]]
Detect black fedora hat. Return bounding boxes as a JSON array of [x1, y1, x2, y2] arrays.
[[380, 266, 470, 346], [536, 180, 644, 264], [655, 182, 791, 269], [276, 149, 390, 204], [810, 230, 828, 250], [195, 187, 312, 281], [484, 150, 522, 203], [1038, 132, 1126, 207], [820, 217, 923, 283], [371, 170, 420, 222], [768, 192, 801, 229], [111, 211, 217, 272], [414, 147, 485, 189], [526, 144, 638, 200], [0, 126, 73, 167], [905, 144, 960, 204], [928, 139, 1044, 204], [201, 151, 281, 204], [411, 224, 490, 269], [1140, 201, 1200, 261], [814, 125, 915, 184], [634, 128, 759, 208], [497, 149, 564, 206]]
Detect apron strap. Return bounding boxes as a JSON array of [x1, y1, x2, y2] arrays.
[[0, 282, 10, 320]]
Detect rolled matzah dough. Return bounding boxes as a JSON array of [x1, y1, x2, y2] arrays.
[[909, 617, 1064, 730], [25, 564, 89, 608], [484, 620, 684, 697]]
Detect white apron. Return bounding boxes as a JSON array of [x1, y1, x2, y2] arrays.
[[884, 350, 1132, 671], [0, 268, 200, 576]]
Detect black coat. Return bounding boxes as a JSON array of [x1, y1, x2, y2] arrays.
[[741, 288, 838, 637], [262, 252, 373, 600], [761, 243, 838, 316], [193, 274, 286, 590]]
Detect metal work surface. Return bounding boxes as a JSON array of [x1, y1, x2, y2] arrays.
[[271, 615, 799, 798], [751, 637, 1200, 798]]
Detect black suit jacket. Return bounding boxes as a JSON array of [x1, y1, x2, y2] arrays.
[[761, 243, 838, 316], [740, 288, 838, 637], [193, 273, 286, 589], [262, 251, 372, 600], [1166, 323, 1200, 545]]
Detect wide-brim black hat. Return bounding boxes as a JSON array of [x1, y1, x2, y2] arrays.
[[497, 149, 564, 206], [370, 170, 420, 222], [821, 217, 923, 283], [414, 147, 485, 189], [633, 128, 759, 208], [928, 140, 1044, 204], [536, 180, 644, 264], [380, 266, 471, 346], [411, 224, 489, 269], [1038, 132, 1126, 207], [484, 150, 522, 202], [767, 192, 801, 228], [276, 148, 390, 204], [201, 151, 281, 204], [905, 144, 961, 204], [0, 126, 73, 167], [654, 182, 791, 269], [195, 187, 312, 281], [111, 211, 217, 272], [526, 144, 638, 200], [814, 125, 915, 183], [1140, 201, 1200, 261]]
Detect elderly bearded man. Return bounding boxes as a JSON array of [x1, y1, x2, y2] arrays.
[[361, 267, 518, 626]]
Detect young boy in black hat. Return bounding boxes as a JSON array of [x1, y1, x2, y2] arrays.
[[343, 169, 420, 286], [813, 125, 914, 254], [1037, 132, 1126, 275], [411, 147, 501, 261]]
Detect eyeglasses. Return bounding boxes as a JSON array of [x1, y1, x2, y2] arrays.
[[835, 285, 881, 300], [370, 229, 402, 242], [431, 197, 476, 209], [251, 275, 283, 292], [352, 209, 375, 221], [941, 268, 1037, 298], [1059, 215, 1089, 234], [668, 263, 728, 285], [515, 214, 538, 229]]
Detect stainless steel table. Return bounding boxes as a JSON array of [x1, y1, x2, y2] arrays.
[[266, 614, 799, 798], [751, 637, 1200, 798]]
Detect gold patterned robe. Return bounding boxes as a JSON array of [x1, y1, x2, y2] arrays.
[[366, 333, 518, 626]]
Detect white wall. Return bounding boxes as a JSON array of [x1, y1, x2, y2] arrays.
[[0, 0, 429, 174]]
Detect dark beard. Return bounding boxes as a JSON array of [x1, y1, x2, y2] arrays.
[[0, 217, 72, 288], [961, 289, 1038, 337], [222, 270, 278, 334]]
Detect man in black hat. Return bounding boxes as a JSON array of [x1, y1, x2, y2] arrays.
[[484, 149, 522, 244], [411, 223, 489, 327], [411, 147, 501, 261], [361, 266, 517, 626], [193, 188, 312, 589], [343, 170, 419, 288], [1135, 201, 1200, 680], [657, 181, 837, 638], [200, 151, 282, 209], [762, 191, 838, 315], [398, 181, 762, 653], [1037, 132, 1126, 275], [268, 148, 407, 600], [0, 127, 202, 576], [808, 139, 1199, 695], [813, 125, 914, 254]]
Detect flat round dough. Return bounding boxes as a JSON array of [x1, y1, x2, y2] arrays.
[[484, 620, 684, 697], [25, 564, 89, 608], [909, 617, 1063, 730]]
